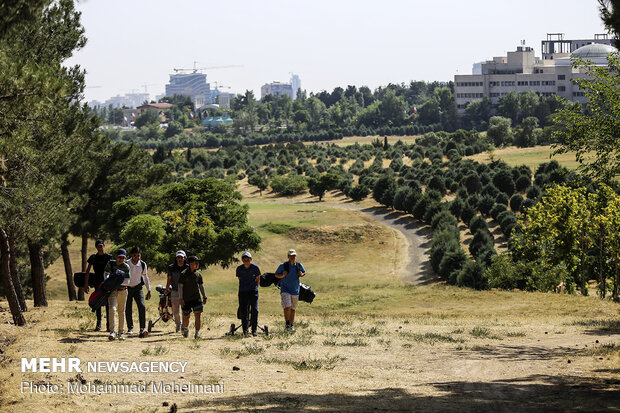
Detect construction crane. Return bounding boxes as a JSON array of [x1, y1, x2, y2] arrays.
[[173, 61, 243, 74], [141, 83, 157, 93], [212, 81, 231, 91]]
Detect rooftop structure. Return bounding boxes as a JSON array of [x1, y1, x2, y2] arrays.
[[454, 37, 617, 114]]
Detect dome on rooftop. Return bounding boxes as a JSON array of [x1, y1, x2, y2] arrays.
[[572, 43, 617, 59]]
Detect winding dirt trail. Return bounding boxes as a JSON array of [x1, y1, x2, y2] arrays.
[[296, 202, 438, 285]]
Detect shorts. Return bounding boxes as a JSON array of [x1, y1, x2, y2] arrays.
[[182, 299, 203, 316], [280, 292, 299, 310]]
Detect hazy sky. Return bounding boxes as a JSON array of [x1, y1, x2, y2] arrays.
[[68, 0, 608, 103]]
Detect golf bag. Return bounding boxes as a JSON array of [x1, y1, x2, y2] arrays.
[[259, 272, 280, 287], [299, 283, 316, 303], [88, 269, 126, 312], [260, 272, 316, 303]]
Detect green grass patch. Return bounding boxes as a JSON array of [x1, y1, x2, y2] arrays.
[[260, 222, 294, 234], [261, 355, 346, 370], [220, 344, 265, 357], [568, 318, 620, 332], [400, 332, 465, 344]]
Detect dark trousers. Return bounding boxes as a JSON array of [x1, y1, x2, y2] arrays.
[[238, 290, 259, 332], [126, 285, 146, 330], [95, 301, 109, 330]]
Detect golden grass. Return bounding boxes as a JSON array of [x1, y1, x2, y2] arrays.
[[466, 145, 580, 170]]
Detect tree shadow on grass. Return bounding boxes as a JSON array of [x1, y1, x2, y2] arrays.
[[182, 374, 619, 412]]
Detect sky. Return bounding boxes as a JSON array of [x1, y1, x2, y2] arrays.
[[67, 0, 608, 104]]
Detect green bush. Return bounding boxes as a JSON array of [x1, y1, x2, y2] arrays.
[[439, 248, 468, 282], [456, 260, 488, 290], [270, 174, 308, 196]]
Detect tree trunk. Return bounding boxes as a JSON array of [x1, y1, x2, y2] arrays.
[[28, 241, 47, 307], [61, 233, 77, 301], [599, 241, 606, 299], [0, 228, 26, 326], [81, 233, 88, 272], [614, 259, 619, 302], [8, 231, 27, 311]]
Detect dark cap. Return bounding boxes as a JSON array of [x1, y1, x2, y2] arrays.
[[95, 239, 104, 247], [187, 255, 200, 263], [116, 248, 127, 258]]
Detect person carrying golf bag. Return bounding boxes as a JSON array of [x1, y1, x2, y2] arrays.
[[83, 239, 112, 332], [235, 251, 261, 337], [275, 249, 306, 332]]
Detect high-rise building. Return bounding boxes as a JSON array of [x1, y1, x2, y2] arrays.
[[454, 35, 616, 114], [165, 73, 210, 107], [290, 74, 301, 100]]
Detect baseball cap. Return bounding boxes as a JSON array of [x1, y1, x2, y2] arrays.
[[241, 251, 252, 259], [116, 248, 127, 258], [288, 249, 297, 256], [95, 239, 104, 247], [187, 255, 200, 263], [176, 250, 186, 258]]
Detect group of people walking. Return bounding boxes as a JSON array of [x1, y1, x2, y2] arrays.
[[83, 240, 307, 340]]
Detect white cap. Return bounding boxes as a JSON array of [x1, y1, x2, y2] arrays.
[[288, 249, 297, 256], [241, 251, 252, 258], [176, 250, 186, 258]]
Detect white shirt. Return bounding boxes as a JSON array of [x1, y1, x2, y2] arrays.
[[127, 259, 151, 290]]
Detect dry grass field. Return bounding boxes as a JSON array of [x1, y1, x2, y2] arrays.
[[466, 145, 580, 171], [1, 187, 619, 412]]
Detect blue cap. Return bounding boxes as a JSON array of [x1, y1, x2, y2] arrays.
[[116, 248, 127, 258]]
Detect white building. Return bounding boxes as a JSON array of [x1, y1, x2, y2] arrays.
[[261, 81, 294, 100], [454, 42, 616, 114]]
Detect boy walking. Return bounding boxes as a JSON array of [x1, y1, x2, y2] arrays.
[[235, 251, 261, 336], [126, 247, 151, 338], [165, 250, 188, 333], [84, 239, 112, 332], [178, 256, 207, 339], [275, 249, 306, 332], [104, 249, 131, 340]]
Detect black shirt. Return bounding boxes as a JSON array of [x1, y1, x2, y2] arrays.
[[168, 263, 189, 291], [88, 253, 112, 284], [178, 268, 203, 302]]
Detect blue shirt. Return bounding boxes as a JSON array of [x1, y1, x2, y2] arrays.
[[236, 263, 261, 292], [275, 261, 306, 295]]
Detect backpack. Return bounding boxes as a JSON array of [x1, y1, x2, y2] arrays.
[[283, 261, 302, 274]]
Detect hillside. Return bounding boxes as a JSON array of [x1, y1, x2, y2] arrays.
[[1, 194, 619, 412]]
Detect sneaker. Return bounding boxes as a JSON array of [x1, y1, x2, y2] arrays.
[[182, 328, 189, 338], [176, 326, 181, 333], [94, 323, 101, 332], [252, 331, 258, 337], [126, 329, 133, 336], [139, 329, 148, 338], [289, 325, 296, 332], [285, 325, 291, 332], [118, 333, 126, 340], [243, 330, 249, 337], [108, 332, 116, 341], [194, 331, 201, 339]]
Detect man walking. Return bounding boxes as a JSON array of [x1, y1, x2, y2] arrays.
[[179, 256, 207, 339], [104, 248, 131, 340], [275, 249, 306, 332], [84, 239, 112, 332], [165, 250, 188, 333], [236, 251, 261, 336], [126, 247, 151, 338]]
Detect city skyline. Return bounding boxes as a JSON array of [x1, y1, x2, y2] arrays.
[[68, 0, 608, 104]]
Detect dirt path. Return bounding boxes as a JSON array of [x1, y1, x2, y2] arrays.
[[294, 201, 437, 285]]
